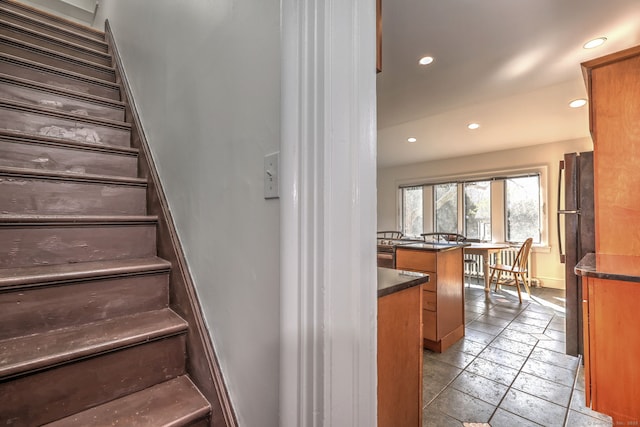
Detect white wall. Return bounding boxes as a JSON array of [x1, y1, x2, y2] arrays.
[[378, 138, 593, 289], [94, 2, 281, 425]]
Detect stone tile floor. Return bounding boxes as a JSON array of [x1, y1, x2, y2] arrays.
[[422, 282, 614, 427]]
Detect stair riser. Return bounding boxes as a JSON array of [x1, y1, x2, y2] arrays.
[[0, 56, 120, 100], [0, 223, 157, 268], [0, 81, 125, 120], [0, 105, 130, 147], [0, 272, 169, 340], [0, 1, 104, 41], [0, 9, 108, 52], [0, 176, 146, 215], [0, 138, 137, 177], [0, 23, 111, 66], [0, 39, 114, 82], [0, 335, 186, 426]]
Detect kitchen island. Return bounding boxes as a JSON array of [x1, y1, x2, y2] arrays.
[[377, 267, 429, 427], [395, 242, 466, 352]]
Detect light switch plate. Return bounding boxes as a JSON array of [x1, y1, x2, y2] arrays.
[[264, 151, 279, 199]]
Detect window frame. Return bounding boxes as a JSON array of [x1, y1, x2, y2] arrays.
[[397, 166, 548, 246]]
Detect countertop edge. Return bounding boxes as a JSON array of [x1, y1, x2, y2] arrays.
[[575, 253, 640, 283], [377, 267, 430, 298]]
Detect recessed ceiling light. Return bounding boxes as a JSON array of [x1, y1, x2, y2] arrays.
[[569, 99, 588, 108], [418, 56, 434, 65], [583, 37, 607, 49], [407, 137, 417, 143], [467, 123, 480, 130]]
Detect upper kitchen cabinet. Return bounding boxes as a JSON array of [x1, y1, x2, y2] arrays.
[[582, 45, 640, 256]]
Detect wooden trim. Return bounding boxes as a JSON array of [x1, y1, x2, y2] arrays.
[[104, 20, 237, 427], [376, 0, 381, 73]]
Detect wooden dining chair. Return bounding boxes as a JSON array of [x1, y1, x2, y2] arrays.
[[377, 231, 404, 239], [488, 237, 533, 303]]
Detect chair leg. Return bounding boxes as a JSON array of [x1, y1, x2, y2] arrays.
[[514, 274, 523, 303], [521, 273, 531, 297], [494, 270, 503, 292]]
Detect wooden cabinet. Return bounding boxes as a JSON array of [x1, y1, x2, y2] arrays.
[[396, 245, 465, 352], [377, 269, 425, 427], [581, 274, 640, 423], [578, 44, 640, 424], [582, 45, 640, 256]]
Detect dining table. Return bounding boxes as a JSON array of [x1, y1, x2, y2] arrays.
[[464, 242, 511, 292]]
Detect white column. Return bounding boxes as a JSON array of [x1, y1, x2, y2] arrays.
[[280, 0, 378, 425]]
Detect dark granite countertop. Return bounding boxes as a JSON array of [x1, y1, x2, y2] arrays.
[[397, 242, 470, 252], [575, 253, 640, 283], [377, 267, 430, 298]]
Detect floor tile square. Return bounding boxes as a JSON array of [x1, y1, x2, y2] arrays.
[[565, 409, 613, 427], [521, 358, 575, 387], [474, 314, 511, 328], [535, 338, 566, 353], [488, 336, 534, 358], [423, 357, 463, 385], [447, 338, 487, 356], [466, 320, 504, 336], [511, 371, 573, 407], [430, 387, 496, 423], [489, 408, 543, 427], [506, 321, 546, 335], [450, 371, 508, 406], [498, 389, 566, 426], [464, 328, 496, 346], [477, 345, 527, 371], [465, 357, 519, 386], [422, 406, 464, 427], [424, 349, 476, 370], [498, 328, 539, 345], [528, 346, 579, 371]]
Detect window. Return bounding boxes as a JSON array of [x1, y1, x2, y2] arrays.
[[434, 183, 457, 233], [464, 181, 491, 240], [399, 169, 545, 245], [506, 175, 541, 243], [401, 186, 423, 237]]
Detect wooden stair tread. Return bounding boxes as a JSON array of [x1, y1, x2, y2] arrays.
[[0, 19, 111, 63], [0, 256, 171, 289], [0, 164, 146, 185], [0, 129, 138, 155], [44, 376, 211, 427], [0, 51, 120, 89], [0, 0, 105, 40], [0, 213, 158, 224], [0, 98, 130, 129], [0, 33, 115, 73], [0, 308, 187, 379], [0, 6, 109, 51], [0, 73, 126, 109]]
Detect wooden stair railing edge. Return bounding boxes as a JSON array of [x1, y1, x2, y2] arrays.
[[104, 19, 238, 427]]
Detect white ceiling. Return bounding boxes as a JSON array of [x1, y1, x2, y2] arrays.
[[377, 0, 640, 168]]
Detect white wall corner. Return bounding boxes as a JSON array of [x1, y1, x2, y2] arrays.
[[280, 0, 378, 426]]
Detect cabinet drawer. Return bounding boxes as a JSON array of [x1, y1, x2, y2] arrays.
[[423, 310, 437, 341], [423, 274, 436, 292], [396, 249, 437, 273], [423, 290, 437, 311]]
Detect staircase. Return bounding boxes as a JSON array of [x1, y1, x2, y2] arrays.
[[0, 1, 221, 425]]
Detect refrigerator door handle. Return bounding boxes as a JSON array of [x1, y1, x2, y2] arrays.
[[557, 160, 566, 263]]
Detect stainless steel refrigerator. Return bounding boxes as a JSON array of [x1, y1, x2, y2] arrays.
[[557, 151, 595, 357]]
